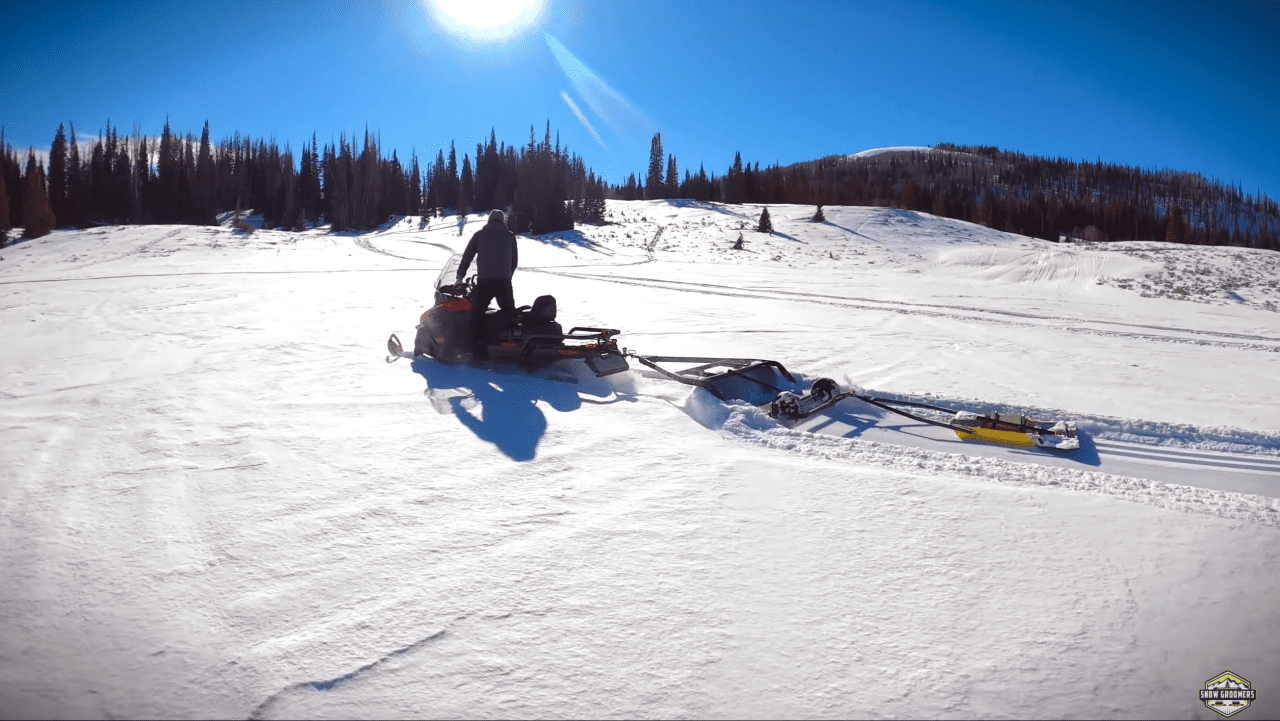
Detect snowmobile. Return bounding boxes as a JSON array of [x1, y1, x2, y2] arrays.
[[386, 254, 630, 377], [766, 378, 1080, 451]]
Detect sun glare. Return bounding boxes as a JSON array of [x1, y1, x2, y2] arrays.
[[426, 0, 545, 41]]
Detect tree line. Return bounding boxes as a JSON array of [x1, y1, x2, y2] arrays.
[[609, 136, 1280, 252], [5, 124, 1277, 253], [0, 119, 610, 243]]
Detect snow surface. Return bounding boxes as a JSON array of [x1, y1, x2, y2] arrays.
[[2, 203, 1278, 719]]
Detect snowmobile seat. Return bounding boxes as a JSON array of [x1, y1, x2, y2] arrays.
[[528, 295, 556, 323], [522, 295, 562, 340]]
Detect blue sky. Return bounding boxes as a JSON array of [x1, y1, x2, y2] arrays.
[[3, 0, 1278, 200]]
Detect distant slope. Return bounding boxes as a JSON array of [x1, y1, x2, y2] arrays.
[[759, 144, 1280, 250], [846, 146, 983, 161]]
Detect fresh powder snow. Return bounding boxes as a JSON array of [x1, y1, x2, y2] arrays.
[[2, 201, 1277, 718]]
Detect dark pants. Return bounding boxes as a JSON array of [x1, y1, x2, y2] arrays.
[[470, 277, 516, 357]]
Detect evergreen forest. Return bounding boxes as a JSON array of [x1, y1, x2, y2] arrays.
[[3, 122, 1277, 253]]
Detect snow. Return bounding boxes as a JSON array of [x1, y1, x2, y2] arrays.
[[2, 202, 1278, 718], [847, 145, 940, 159], [846, 145, 982, 161]]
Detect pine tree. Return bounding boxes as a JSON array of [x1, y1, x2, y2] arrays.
[[980, 187, 996, 227], [179, 135, 196, 224], [812, 204, 825, 222], [474, 130, 499, 212], [88, 135, 106, 223], [446, 142, 458, 212], [157, 120, 175, 222], [581, 173, 606, 224], [66, 121, 83, 226], [665, 154, 678, 198], [899, 178, 919, 210], [103, 123, 120, 222], [0, 170, 10, 240], [196, 121, 216, 225], [424, 159, 439, 219], [327, 138, 352, 231], [757, 206, 772, 234], [1043, 195, 1059, 241], [349, 129, 379, 229], [305, 134, 322, 224], [645, 132, 664, 199], [22, 151, 56, 238], [725, 151, 745, 204], [1166, 205, 1187, 245], [459, 154, 473, 216], [279, 145, 298, 230], [298, 141, 314, 225], [133, 132, 149, 223], [48, 124, 69, 224], [732, 232, 744, 250], [385, 152, 406, 220], [409, 152, 421, 216]]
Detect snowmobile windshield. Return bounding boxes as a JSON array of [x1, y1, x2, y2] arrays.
[[435, 254, 477, 291]]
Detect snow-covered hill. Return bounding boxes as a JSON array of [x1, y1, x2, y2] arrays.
[[2, 202, 1278, 719], [846, 145, 984, 161]]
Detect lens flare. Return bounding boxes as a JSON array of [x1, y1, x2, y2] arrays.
[[425, 0, 546, 42], [561, 91, 607, 150], [544, 32, 656, 143]]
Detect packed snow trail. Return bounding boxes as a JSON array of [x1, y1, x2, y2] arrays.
[[774, 391, 1280, 498]]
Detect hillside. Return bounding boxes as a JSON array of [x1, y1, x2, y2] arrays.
[[1, 201, 1277, 719]]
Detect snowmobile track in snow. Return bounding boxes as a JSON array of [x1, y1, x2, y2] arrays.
[[353, 236, 431, 262]]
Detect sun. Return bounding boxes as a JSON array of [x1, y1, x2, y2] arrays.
[[425, 0, 546, 41]]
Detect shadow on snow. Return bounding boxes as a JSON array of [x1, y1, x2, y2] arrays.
[[523, 229, 614, 256], [660, 198, 753, 218], [409, 356, 626, 461]]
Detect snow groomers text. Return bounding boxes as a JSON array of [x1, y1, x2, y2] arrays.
[[1200, 671, 1258, 717]]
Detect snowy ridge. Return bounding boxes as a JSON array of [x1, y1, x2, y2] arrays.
[[846, 145, 984, 161]]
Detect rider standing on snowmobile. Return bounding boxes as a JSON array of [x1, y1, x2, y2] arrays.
[[456, 209, 519, 359]]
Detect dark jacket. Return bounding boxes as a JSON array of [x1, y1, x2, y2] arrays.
[[458, 219, 518, 280]]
